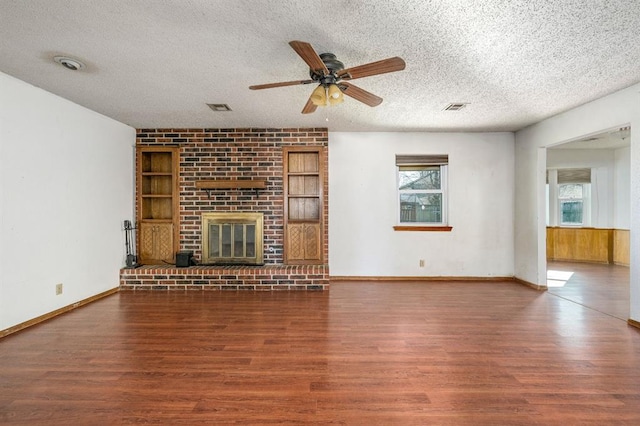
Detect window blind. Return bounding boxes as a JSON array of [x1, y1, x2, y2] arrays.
[[396, 154, 448, 166], [557, 168, 591, 184]]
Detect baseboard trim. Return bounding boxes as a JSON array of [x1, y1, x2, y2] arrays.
[[514, 277, 548, 291], [628, 319, 640, 330], [330, 275, 515, 282], [0, 287, 119, 339], [329, 275, 549, 292]]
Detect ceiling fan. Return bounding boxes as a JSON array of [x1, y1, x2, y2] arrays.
[[249, 41, 406, 114]]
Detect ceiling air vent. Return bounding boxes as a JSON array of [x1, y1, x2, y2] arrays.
[[444, 103, 468, 111], [207, 103, 232, 112]]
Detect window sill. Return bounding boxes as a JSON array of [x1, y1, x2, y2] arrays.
[[393, 226, 453, 232]]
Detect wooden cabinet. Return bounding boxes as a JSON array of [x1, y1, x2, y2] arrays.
[[286, 223, 321, 261], [137, 147, 179, 264], [284, 147, 323, 264], [139, 223, 174, 263]]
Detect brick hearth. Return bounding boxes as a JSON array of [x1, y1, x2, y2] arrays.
[[120, 264, 328, 291]]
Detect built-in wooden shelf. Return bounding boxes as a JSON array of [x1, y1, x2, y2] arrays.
[[137, 146, 179, 265], [283, 147, 323, 264], [195, 179, 266, 197]]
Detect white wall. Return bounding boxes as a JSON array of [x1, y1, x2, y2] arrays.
[[514, 82, 640, 321], [329, 132, 514, 277], [0, 72, 135, 331], [614, 146, 631, 229]]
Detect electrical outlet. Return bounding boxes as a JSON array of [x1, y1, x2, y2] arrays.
[[419, 259, 425, 267], [55, 283, 63, 295]]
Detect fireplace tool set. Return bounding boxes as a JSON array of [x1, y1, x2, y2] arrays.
[[124, 220, 138, 268]]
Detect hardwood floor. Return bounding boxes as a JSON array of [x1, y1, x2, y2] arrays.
[[1, 281, 640, 424], [547, 261, 630, 320]]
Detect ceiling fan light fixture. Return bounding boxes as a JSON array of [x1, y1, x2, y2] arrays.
[[328, 84, 344, 105], [310, 85, 327, 106], [250, 41, 406, 113], [329, 96, 343, 106]]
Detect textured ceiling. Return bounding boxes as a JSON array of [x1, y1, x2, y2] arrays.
[[1, 0, 640, 132]]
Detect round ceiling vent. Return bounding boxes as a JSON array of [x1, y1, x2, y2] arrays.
[[53, 56, 86, 71]]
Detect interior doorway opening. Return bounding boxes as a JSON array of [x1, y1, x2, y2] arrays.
[[545, 126, 631, 318]]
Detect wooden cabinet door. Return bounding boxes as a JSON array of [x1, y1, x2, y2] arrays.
[[139, 222, 174, 264], [286, 223, 321, 261]]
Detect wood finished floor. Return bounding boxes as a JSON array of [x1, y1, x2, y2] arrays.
[[1, 281, 640, 425], [547, 261, 630, 320]]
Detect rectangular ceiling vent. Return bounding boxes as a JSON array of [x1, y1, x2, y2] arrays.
[[444, 103, 467, 111], [207, 103, 232, 112]]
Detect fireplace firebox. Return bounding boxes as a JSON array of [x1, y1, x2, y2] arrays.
[[201, 212, 264, 265]]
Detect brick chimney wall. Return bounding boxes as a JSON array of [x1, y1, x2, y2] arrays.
[[135, 127, 329, 265]]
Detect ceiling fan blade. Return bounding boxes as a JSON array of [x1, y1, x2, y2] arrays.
[[339, 82, 383, 107], [289, 40, 329, 75], [337, 57, 406, 80], [249, 79, 315, 90], [301, 96, 318, 114]]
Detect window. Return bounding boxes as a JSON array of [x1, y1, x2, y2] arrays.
[[559, 183, 589, 225], [548, 168, 591, 227], [396, 155, 448, 226]]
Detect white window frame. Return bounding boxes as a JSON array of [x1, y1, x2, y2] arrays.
[[558, 183, 590, 227], [547, 168, 592, 228], [397, 164, 448, 226]]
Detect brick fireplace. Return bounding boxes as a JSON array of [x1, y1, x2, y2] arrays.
[[120, 128, 329, 290]]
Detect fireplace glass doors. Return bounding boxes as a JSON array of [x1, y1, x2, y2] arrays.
[[201, 213, 264, 265]]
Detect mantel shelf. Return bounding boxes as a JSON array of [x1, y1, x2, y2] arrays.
[[195, 179, 266, 198]]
